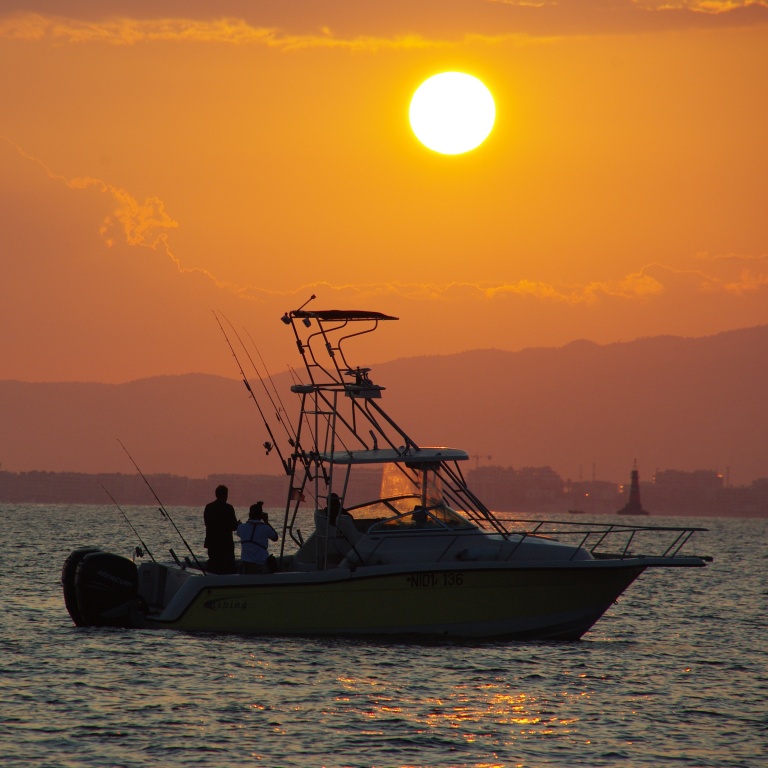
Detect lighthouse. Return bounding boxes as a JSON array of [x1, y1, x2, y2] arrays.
[[617, 461, 650, 516]]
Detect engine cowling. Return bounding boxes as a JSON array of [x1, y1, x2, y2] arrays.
[[62, 549, 140, 627], [62, 547, 103, 626]]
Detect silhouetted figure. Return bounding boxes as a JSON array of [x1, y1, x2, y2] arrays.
[[237, 501, 278, 574], [412, 505, 428, 527], [326, 492, 343, 525], [203, 484, 239, 573]]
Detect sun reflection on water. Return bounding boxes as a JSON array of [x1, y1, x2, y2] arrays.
[[330, 671, 586, 756]]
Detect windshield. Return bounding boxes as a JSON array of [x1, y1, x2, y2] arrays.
[[362, 498, 477, 533], [345, 494, 417, 519]]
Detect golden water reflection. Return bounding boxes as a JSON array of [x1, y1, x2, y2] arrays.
[[336, 675, 583, 748], [425, 691, 578, 740]]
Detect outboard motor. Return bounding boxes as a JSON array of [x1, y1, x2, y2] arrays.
[[62, 546, 103, 626], [62, 548, 140, 627]]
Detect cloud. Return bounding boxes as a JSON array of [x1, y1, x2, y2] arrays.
[[1, 1, 766, 49], [3, 135, 766, 382], [0, 13, 443, 51], [235, 258, 768, 310], [0, 136, 245, 294], [8, 134, 767, 315], [99, 189, 177, 249], [4, 137, 176, 246], [228, 271, 768, 369], [692, 252, 768, 294]]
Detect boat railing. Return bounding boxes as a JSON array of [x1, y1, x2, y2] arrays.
[[485, 516, 708, 560], [346, 519, 708, 568]]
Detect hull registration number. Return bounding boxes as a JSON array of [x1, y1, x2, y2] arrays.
[[406, 572, 464, 588]]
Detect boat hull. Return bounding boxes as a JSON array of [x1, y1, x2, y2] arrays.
[[139, 561, 654, 640]]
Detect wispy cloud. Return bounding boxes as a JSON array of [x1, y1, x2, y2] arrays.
[[1, 1, 766, 49], [5, 136, 766, 324], [236, 262, 768, 309], [692, 252, 768, 294], [3, 137, 177, 246], [0, 136, 244, 292], [0, 13, 444, 51]]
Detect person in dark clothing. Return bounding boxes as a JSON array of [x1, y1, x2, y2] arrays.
[[203, 484, 239, 574], [326, 492, 342, 525]]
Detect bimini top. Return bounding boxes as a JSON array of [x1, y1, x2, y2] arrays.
[[318, 447, 469, 465], [293, 309, 398, 322]]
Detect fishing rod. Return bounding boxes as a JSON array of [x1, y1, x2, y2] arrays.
[[211, 310, 291, 474], [221, 312, 297, 444], [117, 439, 206, 572], [242, 323, 298, 442], [98, 482, 157, 562]]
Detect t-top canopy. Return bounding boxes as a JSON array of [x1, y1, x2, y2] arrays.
[[293, 310, 398, 321], [318, 447, 469, 465]]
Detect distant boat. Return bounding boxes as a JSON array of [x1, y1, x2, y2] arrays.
[[617, 463, 650, 516]]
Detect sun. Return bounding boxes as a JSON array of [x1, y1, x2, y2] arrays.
[[409, 72, 496, 155]]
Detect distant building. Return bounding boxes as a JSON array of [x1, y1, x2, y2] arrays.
[[565, 479, 622, 515], [469, 465, 565, 513], [0, 467, 765, 518], [644, 469, 725, 516]]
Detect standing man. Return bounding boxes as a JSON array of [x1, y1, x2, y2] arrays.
[[203, 484, 238, 574]]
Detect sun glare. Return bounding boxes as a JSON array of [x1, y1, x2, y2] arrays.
[[409, 72, 495, 155]]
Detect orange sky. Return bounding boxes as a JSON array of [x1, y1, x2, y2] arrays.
[[1, 1, 767, 383]]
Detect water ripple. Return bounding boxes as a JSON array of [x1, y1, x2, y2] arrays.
[[1, 507, 766, 767]]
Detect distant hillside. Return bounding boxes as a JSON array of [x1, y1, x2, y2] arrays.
[[374, 325, 768, 486], [0, 374, 264, 479], [1, 326, 766, 485]]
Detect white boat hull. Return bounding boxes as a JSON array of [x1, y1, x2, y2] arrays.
[[131, 559, 674, 640]]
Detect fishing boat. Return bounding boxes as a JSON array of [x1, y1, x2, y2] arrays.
[[62, 304, 709, 640]]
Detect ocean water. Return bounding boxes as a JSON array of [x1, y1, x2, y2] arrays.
[[1, 504, 765, 768]]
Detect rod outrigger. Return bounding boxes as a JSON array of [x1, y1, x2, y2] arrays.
[[277, 304, 505, 554]]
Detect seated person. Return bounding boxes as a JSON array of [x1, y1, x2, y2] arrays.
[[315, 494, 361, 553], [317, 492, 352, 527], [326, 492, 343, 525]]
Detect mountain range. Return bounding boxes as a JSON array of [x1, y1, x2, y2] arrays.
[[1, 325, 766, 486]]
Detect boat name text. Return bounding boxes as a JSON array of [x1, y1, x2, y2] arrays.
[[203, 597, 248, 611], [406, 572, 464, 588]]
